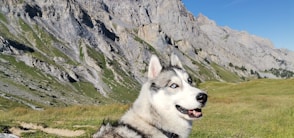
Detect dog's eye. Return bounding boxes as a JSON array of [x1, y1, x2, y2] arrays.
[[170, 83, 179, 89], [187, 77, 192, 84]]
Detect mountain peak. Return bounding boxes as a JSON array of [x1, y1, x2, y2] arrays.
[[196, 13, 216, 26]]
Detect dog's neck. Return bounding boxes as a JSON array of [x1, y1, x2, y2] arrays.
[[118, 122, 179, 138], [157, 126, 179, 138], [148, 104, 192, 138]]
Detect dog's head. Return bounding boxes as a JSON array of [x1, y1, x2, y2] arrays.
[[147, 54, 207, 120]]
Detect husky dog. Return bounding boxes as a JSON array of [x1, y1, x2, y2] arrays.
[[93, 54, 208, 138]]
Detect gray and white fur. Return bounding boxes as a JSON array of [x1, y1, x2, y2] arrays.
[[93, 54, 208, 138]]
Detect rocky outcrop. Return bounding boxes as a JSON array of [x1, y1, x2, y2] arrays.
[[0, 0, 293, 107], [0, 133, 19, 138], [195, 14, 294, 72]]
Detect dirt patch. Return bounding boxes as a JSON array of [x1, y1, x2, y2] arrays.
[[9, 126, 36, 136], [73, 125, 96, 128], [10, 122, 85, 137]]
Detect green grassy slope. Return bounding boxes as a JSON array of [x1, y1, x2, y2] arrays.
[[192, 79, 294, 138], [0, 79, 293, 137], [1, 16, 140, 106]]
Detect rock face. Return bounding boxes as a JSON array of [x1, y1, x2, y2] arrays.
[[195, 14, 294, 72], [0, 0, 293, 107]]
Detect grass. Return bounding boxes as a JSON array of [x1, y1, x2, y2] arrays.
[[86, 45, 140, 102], [0, 12, 8, 23], [211, 62, 242, 82], [0, 54, 109, 107], [1, 79, 293, 137], [133, 34, 158, 55], [0, 22, 16, 40], [184, 54, 218, 81], [18, 19, 76, 66], [0, 104, 129, 138], [0, 94, 27, 110], [0, 54, 47, 81], [192, 79, 294, 138], [71, 81, 112, 104]]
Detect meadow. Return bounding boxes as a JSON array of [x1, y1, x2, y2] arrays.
[[0, 79, 293, 138]]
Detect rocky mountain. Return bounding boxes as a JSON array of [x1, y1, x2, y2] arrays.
[[0, 0, 293, 108]]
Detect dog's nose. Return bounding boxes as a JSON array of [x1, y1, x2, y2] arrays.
[[196, 93, 207, 104]]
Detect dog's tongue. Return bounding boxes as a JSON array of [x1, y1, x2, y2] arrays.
[[188, 109, 202, 118]]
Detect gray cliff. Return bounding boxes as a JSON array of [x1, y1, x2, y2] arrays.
[[0, 0, 293, 107]]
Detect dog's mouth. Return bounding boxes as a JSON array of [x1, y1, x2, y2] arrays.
[[175, 105, 203, 118]]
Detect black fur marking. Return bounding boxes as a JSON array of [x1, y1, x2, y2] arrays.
[[163, 65, 183, 72], [100, 120, 148, 138], [119, 122, 179, 138], [118, 123, 148, 138], [159, 128, 179, 138], [150, 82, 160, 91], [149, 68, 178, 92], [187, 75, 193, 85], [164, 66, 194, 87]]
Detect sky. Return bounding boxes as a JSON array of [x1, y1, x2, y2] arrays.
[[182, 0, 294, 51]]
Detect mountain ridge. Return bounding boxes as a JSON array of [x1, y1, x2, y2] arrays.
[[0, 0, 293, 108]]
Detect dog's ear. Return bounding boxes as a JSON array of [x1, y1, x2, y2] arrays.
[[148, 55, 162, 79], [170, 53, 183, 69]]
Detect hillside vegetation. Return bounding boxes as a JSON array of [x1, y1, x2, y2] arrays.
[[1, 79, 293, 137]]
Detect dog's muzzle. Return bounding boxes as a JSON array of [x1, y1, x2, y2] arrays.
[[196, 93, 208, 105], [176, 92, 208, 118]]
